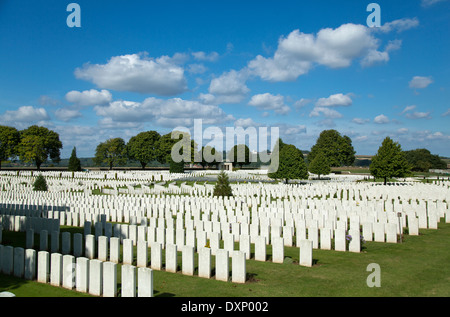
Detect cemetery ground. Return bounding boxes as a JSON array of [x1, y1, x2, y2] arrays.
[[1, 221, 449, 297]]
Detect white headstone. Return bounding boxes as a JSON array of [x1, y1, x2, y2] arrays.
[[102, 262, 117, 297], [138, 267, 153, 297]]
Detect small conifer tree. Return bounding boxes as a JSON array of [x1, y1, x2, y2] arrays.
[[33, 174, 48, 191], [213, 171, 233, 197]]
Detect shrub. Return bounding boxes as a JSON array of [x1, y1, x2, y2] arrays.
[[33, 174, 48, 191]]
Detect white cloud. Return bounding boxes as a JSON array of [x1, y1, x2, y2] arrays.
[[374, 114, 389, 124], [0, 106, 49, 123], [442, 108, 450, 117], [248, 93, 290, 114], [54, 108, 82, 121], [355, 135, 368, 142], [352, 118, 370, 124], [401, 105, 417, 113], [397, 128, 409, 134], [95, 97, 234, 128], [409, 76, 433, 89], [293, 98, 312, 109], [207, 69, 250, 104], [192, 51, 219, 62], [74, 53, 188, 96], [376, 18, 420, 33], [315, 93, 352, 107], [234, 118, 259, 128], [421, 0, 448, 7], [248, 23, 387, 82], [187, 63, 208, 74], [405, 111, 431, 119], [309, 107, 343, 119], [65, 89, 112, 107]]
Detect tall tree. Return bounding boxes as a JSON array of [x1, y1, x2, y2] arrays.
[[127, 131, 161, 169], [213, 170, 233, 197], [229, 144, 251, 168], [200, 145, 221, 169], [308, 151, 331, 179], [68, 146, 82, 171], [157, 131, 198, 165], [0, 125, 20, 169], [18, 125, 63, 170], [404, 148, 447, 172], [308, 130, 355, 167], [268, 139, 308, 183], [370, 137, 411, 185], [94, 138, 127, 170]]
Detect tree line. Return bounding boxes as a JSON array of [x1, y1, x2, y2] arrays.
[[0, 125, 447, 183]]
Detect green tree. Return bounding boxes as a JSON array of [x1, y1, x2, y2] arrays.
[[33, 174, 48, 191], [18, 125, 63, 170], [200, 146, 221, 169], [308, 130, 355, 167], [127, 131, 161, 169], [229, 144, 250, 168], [268, 140, 308, 183], [369, 137, 411, 185], [94, 138, 127, 170], [68, 147, 82, 172], [213, 170, 233, 197], [0, 125, 20, 169], [309, 151, 331, 179], [404, 148, 447, 172], [157, 131, 198, 165]]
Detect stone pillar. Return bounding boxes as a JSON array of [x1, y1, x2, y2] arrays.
[[137, 267, 153, 297], [165, 243, 178, 273], [231, 250, 246, 284], [215, 249, 229, 282], [102, 262, 117, 297], [182, 245, 194, 276], [76, 257, 89, 293], [198, 247, 211, 279], [121, 265, 136, 297], [89, 259, 103, 296], [24, 249, 36, 280], [299, 239, 313, 267], [37, 251, 50, 283], [13, 247, 24, 278], [50, 253, 63, 286]]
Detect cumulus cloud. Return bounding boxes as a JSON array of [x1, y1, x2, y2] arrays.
[[54, 108, 82, 121], [192, 51, 219, 62], [65, 89, 112, 107], [248, 23, 389, 82], [293, 98, 312, 109], [309, 107, 343, 119], [376, 18, 420, 33], [352, 118, 370, 124], [234, 118, 259, 128], [74, 53, 188, 96], [206, 69, 250, 104], [315, 93, 353, 107], [405, 111, 431, 119], [0, 106, 49, 123], [409, 76, 433, 89], [374, 114, 389, 124], [248, 93, 290, 114], [94, 97, 234, 128]]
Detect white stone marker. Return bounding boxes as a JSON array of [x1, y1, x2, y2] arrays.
[[239, 234, 251, 260], [271, 237, 284, 263], [73, 233, 83, 258], [254, 236, 266, 261], [182, 245, 194, 276], [373, 223, 385, 242], [24, 249, 36, 280], [138, 267, 153, 297], [102, 262, 117, 297], [150, 242, 162, 270], [386, 223, 397, 243], [62, 232, 71, 255], [308, 227, 319, 249], [198, 247, 211, 279], [121, 265, 136, 297], [137, 240, 148, 268], [408, 217, 419, 236], [109, 237, 120, 263], [299, 239, 313, 267], [50, 253, 63, 286], [98, 236, 109, 262], [62, 255, 76, 289], [1, 245, 13, 275], [362, 222, 373, 242], [122, 239, 134, 265], [26, 229, 34, 249], [319, 228, 331, 250], [348, 230, 361, 253], [89, 259, 103, 296], [13, 247, 24, 278], [165, 244, 178, 273], [232, 251, 246, 284], [76, 257, 89, 293], [37, 251, 49, 283], [85, 234, 95, 259], [215, 249, 229, 282]]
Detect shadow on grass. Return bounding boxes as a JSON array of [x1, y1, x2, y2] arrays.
[[0, 273, 30, 294]]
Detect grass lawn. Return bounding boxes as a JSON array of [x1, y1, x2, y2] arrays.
[[1, 221, 449, 297]]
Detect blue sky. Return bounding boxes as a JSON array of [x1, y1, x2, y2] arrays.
[[0, 0, 449, 158]]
